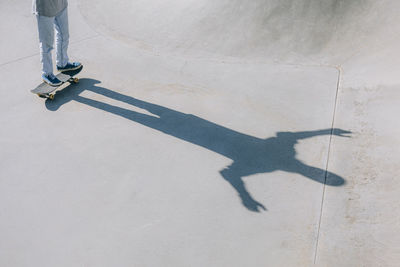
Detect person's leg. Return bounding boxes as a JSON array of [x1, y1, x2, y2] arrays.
[[54, 8, 69, 68], [36, 15, 55, 75]]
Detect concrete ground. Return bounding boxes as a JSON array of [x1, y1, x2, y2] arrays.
[[1, 0, 399, 266]]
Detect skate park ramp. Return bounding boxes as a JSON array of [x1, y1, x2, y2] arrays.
[[1, 0, 400, 266], [79, 0, 400, 69]]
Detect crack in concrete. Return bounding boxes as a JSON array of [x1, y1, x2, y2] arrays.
[[313, 66, 342, 264]]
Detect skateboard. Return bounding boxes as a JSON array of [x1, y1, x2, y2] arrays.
[[31, 65, 83, 100]]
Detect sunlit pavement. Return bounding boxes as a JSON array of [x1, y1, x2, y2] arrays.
[[0, 1, 399, 266]]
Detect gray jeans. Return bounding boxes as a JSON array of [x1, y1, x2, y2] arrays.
[[36, 8, 69, 75]]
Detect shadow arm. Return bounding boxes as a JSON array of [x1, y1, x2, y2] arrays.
[[220, 166, 267, 212], [278, 128, 351, 140]]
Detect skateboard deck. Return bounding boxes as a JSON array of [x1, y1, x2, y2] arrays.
[[31, 65, 83, 100]]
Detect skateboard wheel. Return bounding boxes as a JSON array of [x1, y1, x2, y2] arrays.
[[37, 93, 47, 98], [48, 94, 55, 100], [73, 78, 79, 83]]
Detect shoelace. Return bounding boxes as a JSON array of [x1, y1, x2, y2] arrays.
[[47, 73, 58, 81]]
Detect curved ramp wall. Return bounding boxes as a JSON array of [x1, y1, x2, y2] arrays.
[[79, 0, 400, 68]]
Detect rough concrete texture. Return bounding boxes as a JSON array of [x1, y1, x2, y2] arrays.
[[0, 0, 399, 266]]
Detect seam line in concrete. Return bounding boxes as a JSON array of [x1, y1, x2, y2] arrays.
[[0, 34, 100, 68], [0, 54, 39, 68], [313, 66, 342, 264]]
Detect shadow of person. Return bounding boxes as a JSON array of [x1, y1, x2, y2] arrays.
[[46, 78, 351, 212]]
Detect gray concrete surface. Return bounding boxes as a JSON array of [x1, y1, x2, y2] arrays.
[[0, 0, 399, 266]]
